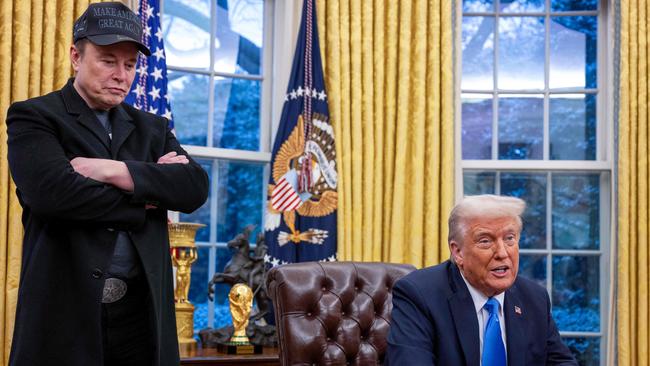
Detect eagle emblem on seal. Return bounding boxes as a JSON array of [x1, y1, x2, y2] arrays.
[[265, 113, 338, 246]]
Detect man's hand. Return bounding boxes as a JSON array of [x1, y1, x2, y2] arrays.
[[157, 151, 189, 165], [70, 157, 134, 192]]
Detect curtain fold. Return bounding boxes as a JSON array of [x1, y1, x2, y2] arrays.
[[317, 0, 454, 267], [617, 0, 650, 364], [0, 1, 97, 362]]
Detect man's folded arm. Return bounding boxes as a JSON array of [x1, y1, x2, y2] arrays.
[[7, 102, 146, 227], [386, 278, 436, 366], [124, 127, 209, 213]]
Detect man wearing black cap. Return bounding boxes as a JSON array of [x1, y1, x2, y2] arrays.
[[6, 2, 208, 365]]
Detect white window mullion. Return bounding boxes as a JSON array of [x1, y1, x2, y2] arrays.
[[207, 160, 220, 328], [546, 171, 553, 298], [206, 0, 217, 149], [543, 1, 550, 160], [492, 6, 499, 160]]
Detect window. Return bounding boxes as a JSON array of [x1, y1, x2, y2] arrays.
[[160, 0, 273, 332], [458, 0, 611, 364]]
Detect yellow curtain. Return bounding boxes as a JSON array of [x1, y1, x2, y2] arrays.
[[316, 0, 454, 268], [0, 1, 105, 363], [617, 0, 650, 364]]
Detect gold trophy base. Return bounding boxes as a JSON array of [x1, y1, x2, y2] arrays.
[[217, 342, 263, 355], [175, 302, 197, 357]]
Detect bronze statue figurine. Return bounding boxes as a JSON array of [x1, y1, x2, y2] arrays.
[[202, 226, 276, 348]]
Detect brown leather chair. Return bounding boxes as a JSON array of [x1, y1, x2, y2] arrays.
[[266, 261, 416, 365]]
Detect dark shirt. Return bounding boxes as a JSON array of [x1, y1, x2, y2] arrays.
[[94, 109, 141, 279]]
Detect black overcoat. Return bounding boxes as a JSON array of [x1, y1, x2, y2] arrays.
[[6, 79, 209, 365]]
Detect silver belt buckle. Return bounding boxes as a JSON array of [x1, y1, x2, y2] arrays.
[[102, 278, 127, 303]]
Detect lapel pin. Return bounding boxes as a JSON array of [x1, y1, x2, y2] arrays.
[[514, 306, 522, 315]]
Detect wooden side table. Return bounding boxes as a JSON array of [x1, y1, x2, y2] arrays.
[[181, 346, 280, 366]]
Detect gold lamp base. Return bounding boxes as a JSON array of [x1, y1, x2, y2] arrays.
[[175, 302, 197, 357]]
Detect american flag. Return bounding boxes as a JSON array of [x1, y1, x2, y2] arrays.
[[124, 0, 174, 129], [264, 0, 337, 266]]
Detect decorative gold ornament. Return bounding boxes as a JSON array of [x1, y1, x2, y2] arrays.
[[216, 283, 261, 354], [168, 222, 205, 357], [228, 283, 254, 344]]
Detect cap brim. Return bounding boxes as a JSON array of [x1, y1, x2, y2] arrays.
[[87, 34, 151, 56]]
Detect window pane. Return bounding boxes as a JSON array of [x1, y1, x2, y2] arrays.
[[214, 0, 264, 75], [163, 0, 211, 69], [213, 246, 237, 328], [498, 96, 543, 160], [562, 337, 600, 366], [463, 171, 496, 195], [462, 17, 494, 90], [498, 17, 545, 89], [213, 77, 261, 150], [550, 16, 598, 89], [462, 94, 492, 159], [518, 254, 546, 287], [501, 173, 547, 249], [552, 255, 600, 332], [552, 173, 600, 250], [168, 71, 209, 146], [190, 246, 211, 332], [552, 0, 598, 12], [215, 161, 265, 242], [550, 94, 597, 160], [463, 0, 494, 12], [499, 0, 544, 12], [180, 159, 212, 242]]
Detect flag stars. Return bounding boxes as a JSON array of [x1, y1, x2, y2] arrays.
[[143, 25, 152, 38], [144, 5, 155, 19], [133, 84, 146, 98], [152, 47, 165, 61], [155, 27, 163, 43], [137, 64, 148, 77], [148, 106, 158, 114], [163, 108, 173, 120], [285, 88, 327, 101], [150, 67, 163, 82], [148, 86, 161, 101]]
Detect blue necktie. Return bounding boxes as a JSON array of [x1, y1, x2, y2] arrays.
[[482, 298, 506, 366]]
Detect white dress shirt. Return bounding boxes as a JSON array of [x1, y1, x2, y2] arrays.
[[460, 272, 507, 365]]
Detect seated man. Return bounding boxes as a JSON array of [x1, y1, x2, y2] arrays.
[[386, 195, 577, 365]]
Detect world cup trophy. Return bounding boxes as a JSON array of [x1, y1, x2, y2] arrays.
[[217, 283, 262, 354]]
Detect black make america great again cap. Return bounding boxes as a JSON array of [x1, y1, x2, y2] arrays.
[[73, 2, 151, 56]]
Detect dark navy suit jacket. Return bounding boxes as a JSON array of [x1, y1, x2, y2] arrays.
[[386, 261, 577, 366]]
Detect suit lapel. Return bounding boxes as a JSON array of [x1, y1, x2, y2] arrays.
[[109, 105, 134, 159], [76, 110, 112, 152], [447, 263, 481, 366], [61, 79, 111, 153], [504, 285, 526, 366]]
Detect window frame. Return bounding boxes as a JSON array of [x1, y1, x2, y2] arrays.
[[454, 0, 615, 364], [160, 0, 279, 331]]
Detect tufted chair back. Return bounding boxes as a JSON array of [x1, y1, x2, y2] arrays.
[[266, 261, 416, 366]]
